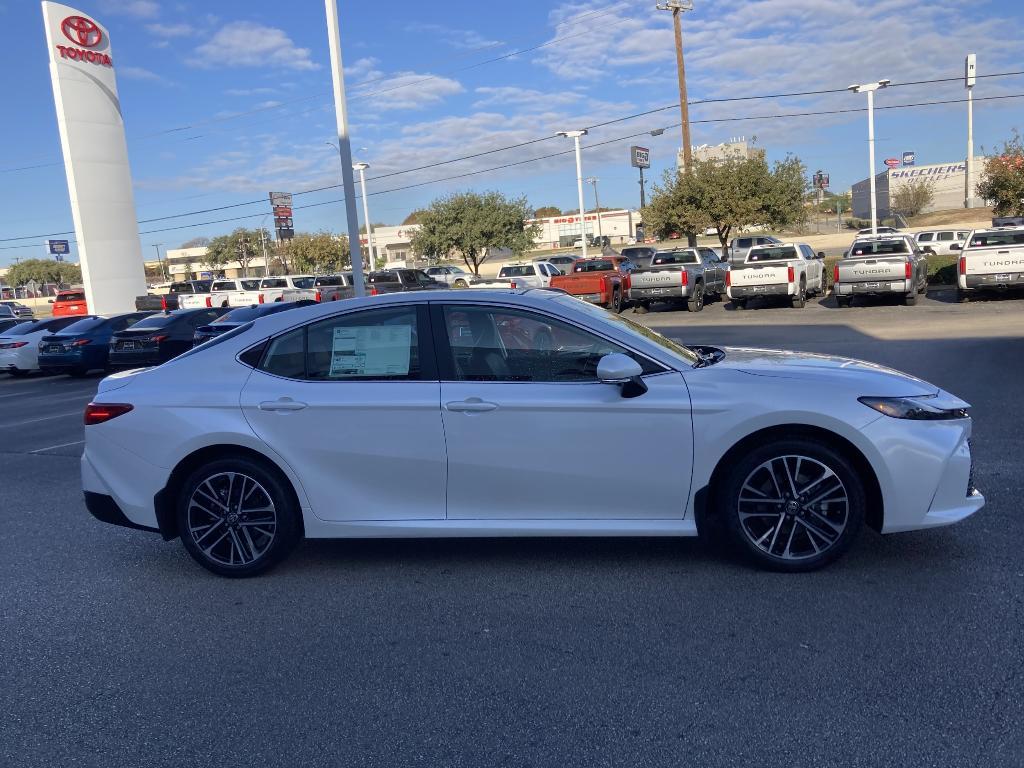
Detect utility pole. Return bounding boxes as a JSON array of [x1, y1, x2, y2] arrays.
[[586, 177, 603, 243], [848, 80, 890, 235], [657, 0, 695, 245], [965, 53, 977, 208], [558, 130, 589, 259], [324, 0, 366, 296], [152, 243, 167, 282]]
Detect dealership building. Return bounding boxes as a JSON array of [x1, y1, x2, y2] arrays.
[[852, 157, 987, 219], [525, 209, 642, 249]]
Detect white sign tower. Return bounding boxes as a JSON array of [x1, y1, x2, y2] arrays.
[[42, 2, 146, 314]]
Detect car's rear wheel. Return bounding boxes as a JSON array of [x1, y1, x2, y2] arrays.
[[176, 457, 302, 578], [633, 301, 650, 314], [453, 279, 468, 288], [903, 290, 918, 306], [791, 281, 806, 308], [68, 366, 89, 378], [720, 439, 865, 572], [8, 369, 27, 378], [609, 288, 623, 314], [957, 289, 971, 303], [835, 296, 851, 308], [687, 282, 705, 312], [731, 299, 747, 310]]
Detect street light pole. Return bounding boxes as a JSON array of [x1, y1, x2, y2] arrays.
[[848, 79, 890, 235], [353, 162, 376, 271], [558, 130, 589, 259], [324, 0, 366, 297], [586, 177, 603, 243], [965, 53, 977, 209]]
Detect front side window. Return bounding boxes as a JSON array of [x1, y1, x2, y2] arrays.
[[259, 306, 423, 381], [440, 305, 660, 383]]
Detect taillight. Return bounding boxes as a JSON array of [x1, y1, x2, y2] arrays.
[[833, 264, 840, 284], [787, 266, 795, 283], [205, 296, 213, 308], [160, 295, 167, 311], [151, 334, 169, 343], [904, 261, 912, 279], [369, 287, 379, 297], [1, 341, 28, 349], [315, 290, 322, 302], [959, 256, 967, 275], [725, 271, 731, 287], [71, 339, 91, 346], [258, 293, 265, 304], [680, 270, 688, 286], [84, 403, 133, 426]]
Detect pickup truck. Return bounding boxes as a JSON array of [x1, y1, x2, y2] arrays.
[[135, 280, 212, 311], [727, 235, 783, 266], [424, 265, 472, 288], [255, 275, 318, 304], [178, 278, 262, 309], [312, 273, 357, 302], [549, 256, 634, 313], [470, 262, 561, 290], [367, 269, 446, 296], [628, 247, 727, 313], [833, 234, 928, 307], [955, 226, 1024, 301], [727, 243, 825, 309]]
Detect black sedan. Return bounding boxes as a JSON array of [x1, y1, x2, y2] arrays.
[[192, 300, 316, 347], [109, 307, 230, 368], [38, 312, 154, 376]]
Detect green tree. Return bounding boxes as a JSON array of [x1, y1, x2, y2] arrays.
[[890, 178, 936, 217], [533, 206, 562, 218], [977, 130, 1024, 216], [642, 154, 808, 254], [410, 191, 541, 276], [6, 259, 82, 288], [282, 232, 350, 274], [204, 228, 269, 276], [402, 210, 428, 225]]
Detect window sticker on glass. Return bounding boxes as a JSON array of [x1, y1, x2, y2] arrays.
[[329, 325, 412, 377]]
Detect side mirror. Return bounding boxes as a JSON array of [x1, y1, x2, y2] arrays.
[[949, 243, 962, 251], [816, 251, 826, 259], [597, 353, 647, 398]]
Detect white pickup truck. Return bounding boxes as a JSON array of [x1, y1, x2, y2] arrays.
[[178, 278, 262, 309], [727, 243, 826, 309], [956, 226, 1024, 301], [224, 275, 318, 307], [470, 262, 560, 290]]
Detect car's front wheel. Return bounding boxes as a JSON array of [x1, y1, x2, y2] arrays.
[[176, 456, 302, 578], [720, 439, 865, 572], [453, 279, 468, 288]]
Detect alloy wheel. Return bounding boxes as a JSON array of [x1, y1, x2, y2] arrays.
[[736, 455, 849, 561], [186, 472, 278, 567]]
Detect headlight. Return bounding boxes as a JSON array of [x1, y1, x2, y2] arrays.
[[858, 395, 969, 421]]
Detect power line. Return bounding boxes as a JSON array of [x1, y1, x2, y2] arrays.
[[6, 91, 1015, 249]]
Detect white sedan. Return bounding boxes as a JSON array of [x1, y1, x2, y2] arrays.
[[1, 316, 93, 376], [81, 291, 983, 577]]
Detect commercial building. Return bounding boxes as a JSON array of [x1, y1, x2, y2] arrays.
[[680, 138, 765, 169], [851, 158, 987, 220], [525, 209, 641, 249]]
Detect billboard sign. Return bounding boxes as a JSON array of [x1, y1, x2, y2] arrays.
[[270, 192, 294, 241], [902, 151, 916, 166], [884, 158, 900, 168], [630, 146, 650, 169], [46, 239, 70, 261], [269, 192, 293, 208], [965, 53, 977, 88]]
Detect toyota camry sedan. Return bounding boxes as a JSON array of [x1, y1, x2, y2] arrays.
[[81, 290, 983, 577]]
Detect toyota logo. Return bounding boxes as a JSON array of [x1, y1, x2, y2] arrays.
[[61, 16, 103, 48]]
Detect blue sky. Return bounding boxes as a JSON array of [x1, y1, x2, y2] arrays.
[[2, 0, 1024, 266]]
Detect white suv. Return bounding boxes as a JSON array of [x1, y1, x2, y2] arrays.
[[915, 229, 971, 256]]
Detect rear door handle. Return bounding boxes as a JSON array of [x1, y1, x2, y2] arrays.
[[445, 399, 498, 413], [259, 399, 308, 412]]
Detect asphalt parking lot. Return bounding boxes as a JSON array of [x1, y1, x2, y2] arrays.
[[1, 289, 1022, 768]]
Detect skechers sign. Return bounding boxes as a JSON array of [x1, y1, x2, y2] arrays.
[[55, 15, 112, 66], [891, 163, 966, 182]]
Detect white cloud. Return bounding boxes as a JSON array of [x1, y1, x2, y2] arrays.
[[119, 65, 166, 83], [473, 86, 583, 111], [98, 0, 159, 18], [351, 71, 464, 111], [192, 22, 319, 71], [405, 23, 503, 50], [224, 87, 276, 97], [145, 22, 194, 38]]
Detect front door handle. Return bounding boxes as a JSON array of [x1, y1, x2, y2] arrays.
[[259, 398, 308, 412], [445, 399, 498, 413]]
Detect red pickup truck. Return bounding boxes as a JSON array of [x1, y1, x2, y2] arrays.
[[549, 256, 632, 313]]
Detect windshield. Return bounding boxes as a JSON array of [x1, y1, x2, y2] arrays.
[[653, 250, 698, 265], [967, 231, 1024, 248], [175, 322, 255, 361], [574, 260, 615, 272], [126, 314, 178, 330], [849, 240, 909, 256], [747, 247, 797, 262], [57, 317, 107, 334], [215, 306, 269, 323], [499, 265, 535, 277], [4, 320, 49, 336], [553, 295, 698, 366]]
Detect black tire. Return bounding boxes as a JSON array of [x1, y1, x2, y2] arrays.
[[68, 366, 89, 378], [687, 282, 705, 312], [791, 281, 807, 308], [903, 290, 918, 306], [633, 301, 650, 314], [957, 289, 971, 303], [719, 438, 866, 572], [609, 288, 623, 314], [8, 369, 27, 378], [453, 279, 468, 288], [731, 298, 747, 310], [835, 296, 851, 308], [176, 456, 302, 578]]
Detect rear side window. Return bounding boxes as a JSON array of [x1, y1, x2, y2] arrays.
[[748, 247, 797, 262], [291, 277, 315, 289], [315, 276, 342, 287], [500, 265, 535, 278], [212, 281, 236, 291], [56, 292, 86, 302], [261, 279, 287, 289], [369, 273, 398, 284], [917, 232, 934, 242], [736, 238, 753, 249], [936, 231, 956, 241]]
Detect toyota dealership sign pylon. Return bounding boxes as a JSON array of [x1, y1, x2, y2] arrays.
[[42, 2, 146, 314]]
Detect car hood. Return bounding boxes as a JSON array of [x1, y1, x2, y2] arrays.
[[715, 347, 939, 397]]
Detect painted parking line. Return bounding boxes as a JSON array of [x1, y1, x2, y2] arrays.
[[29, 439, 84, 454], [0, 410, 85, 429]]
